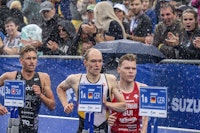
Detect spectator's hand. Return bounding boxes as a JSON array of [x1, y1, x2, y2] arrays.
[[32, 85, 42, 97], [81, 24, 96, 34], [0, 104, 8, 115], [193, 37, 200, 48], [21, 38, 42, 48], [63, 103, 74, 114], [47, 40, 58, 51], [145, 34, 153, 45], [165, 32, 179, 46], [108, 112, 117, 126]]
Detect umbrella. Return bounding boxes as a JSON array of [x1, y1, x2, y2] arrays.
[[93, 39, 165, 74], [94, 39, 164, 57]]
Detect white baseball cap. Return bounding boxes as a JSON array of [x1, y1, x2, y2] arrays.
[[114, 3, 128, 15]]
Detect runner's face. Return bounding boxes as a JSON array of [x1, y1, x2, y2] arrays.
[[84, 50, 103, 76], [118, 60, 137, 83], [20, 51, 37, 72]]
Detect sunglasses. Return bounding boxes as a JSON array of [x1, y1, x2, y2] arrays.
[[58, 29, 66, 33], [42, 10, 50, 14], [114, 9, 122, 13]]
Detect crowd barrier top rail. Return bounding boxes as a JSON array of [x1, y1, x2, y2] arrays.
[[0, 55, 83, 59], [159, 59, 200, 64]]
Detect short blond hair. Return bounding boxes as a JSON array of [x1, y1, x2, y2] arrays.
[[10, 0, 22, 10], [118, 54, 137, 66]]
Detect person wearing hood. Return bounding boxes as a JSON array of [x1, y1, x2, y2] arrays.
[[81, 1, 126, 43], [46, 20, 76, 55]]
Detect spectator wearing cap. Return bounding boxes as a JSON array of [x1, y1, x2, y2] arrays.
[[191, 0, 200, 25], [128, 0, 153, 44], [38, 0, 66, 55], [114, 3, 130, 34], [85, 4, 95, 23], [142, 0, 157, 33], [70, 4, 96, 55], [22, 0, 43, 25]]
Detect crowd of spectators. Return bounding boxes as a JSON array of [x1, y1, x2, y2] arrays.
[[0, 0, 200, 59]]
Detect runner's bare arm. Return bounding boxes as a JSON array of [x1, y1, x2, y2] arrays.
[[38, 73, 55, 110], [104, 74, 126, 112], [57, 74, 80, 108]]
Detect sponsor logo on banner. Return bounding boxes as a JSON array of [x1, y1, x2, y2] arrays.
[[171, 98, 200, 113]]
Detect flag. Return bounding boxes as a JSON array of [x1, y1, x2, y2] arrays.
[[150, 96, 156, 103], [88, 92, 93, 99]]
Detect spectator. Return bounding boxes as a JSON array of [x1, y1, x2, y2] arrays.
[[0, 17, 21, 55], [9, 0, 27, 31], [77, 0, 89, 22], [46, 20, 76, 55], [70, 0, 82, 32], [191, 0, 200, 25], [84, 4, 95, 23], [20, 24, 43, 49], [153, 4, 183, 59], [0, 0, 10, 34], [142, 0, 157, 33], [165, 9, 200, 59], [22, 0, 43, 25], [59, 0, 72, 20], [128, 0, 153, 43], [80, 40, 94, 56], [154, 0, 170, 23], [71, 25, 95, 55], [81, 1, 126, 43], [176, 4, 193, 21], [38, 0, 65, 55], [123, 0, 131, 10], [108, 54, 148, 133], [114, 3, 130, 34]]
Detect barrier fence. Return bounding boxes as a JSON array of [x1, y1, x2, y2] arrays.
[[0, 56, 200, 131]]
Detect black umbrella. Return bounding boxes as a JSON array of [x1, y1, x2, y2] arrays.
[[94, 39, 164, 57], [93, 39, 165, 74]]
